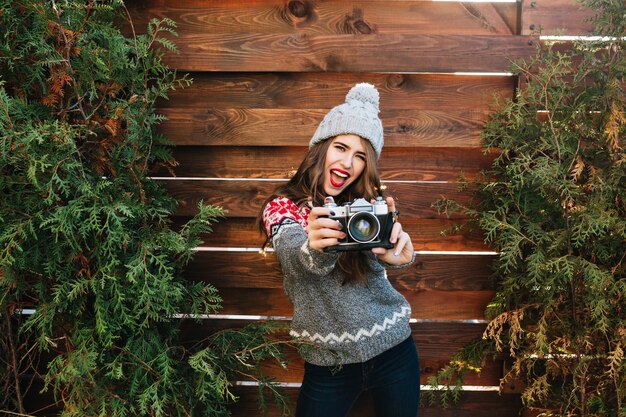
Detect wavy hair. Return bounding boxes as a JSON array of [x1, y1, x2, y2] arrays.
[[257, 136, 382, 284]]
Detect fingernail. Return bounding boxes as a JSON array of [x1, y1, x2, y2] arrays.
[[336, 221, 343, 229], [330, 210, 336, 216]]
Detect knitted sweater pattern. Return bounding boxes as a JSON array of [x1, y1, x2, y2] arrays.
[[263, 197, 413, 366]]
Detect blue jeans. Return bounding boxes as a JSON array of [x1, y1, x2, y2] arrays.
[[296, 336, 420, 417]]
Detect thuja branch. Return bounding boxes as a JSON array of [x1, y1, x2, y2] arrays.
[[430, 2, 626, 415], [0, 1, 293, 416]]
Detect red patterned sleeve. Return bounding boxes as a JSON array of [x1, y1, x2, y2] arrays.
[[262, 197, 309, 239]]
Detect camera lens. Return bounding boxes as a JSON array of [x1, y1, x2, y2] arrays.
[[347, 212, 380, 243]]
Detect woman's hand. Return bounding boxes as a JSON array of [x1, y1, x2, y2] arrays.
[[371, 197, 415, 265], [306, 207, 347, 252]]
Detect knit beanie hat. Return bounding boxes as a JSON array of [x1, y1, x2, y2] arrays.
[[309, 83, 384, 159]]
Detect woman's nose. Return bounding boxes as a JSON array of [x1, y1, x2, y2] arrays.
[[340, 154, 353, 168]]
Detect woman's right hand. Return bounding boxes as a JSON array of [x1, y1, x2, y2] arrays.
[[306, 207, 347, 252]]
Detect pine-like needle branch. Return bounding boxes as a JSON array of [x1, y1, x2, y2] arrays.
[[430, 1, 626, 415], [0, 1, 294, 416]]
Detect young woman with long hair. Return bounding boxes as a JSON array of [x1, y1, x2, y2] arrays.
[[258, 83, 420, 417]]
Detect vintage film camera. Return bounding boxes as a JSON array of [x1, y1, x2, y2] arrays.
[[323, 196, 395, 252]]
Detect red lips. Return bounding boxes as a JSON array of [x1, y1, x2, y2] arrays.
[[329, 168, 350, 188]]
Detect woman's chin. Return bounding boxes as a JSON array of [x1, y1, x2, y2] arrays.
[[323, 186, 342, 197]]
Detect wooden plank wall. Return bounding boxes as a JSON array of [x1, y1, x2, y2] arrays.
[[124, 1, 594, 416]]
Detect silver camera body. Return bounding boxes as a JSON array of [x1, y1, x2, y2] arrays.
[[323, 196, 395, 252]]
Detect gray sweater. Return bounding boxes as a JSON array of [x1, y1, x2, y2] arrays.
[[265, 197, 414, 366]]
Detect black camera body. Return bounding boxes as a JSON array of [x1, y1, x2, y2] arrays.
[[323, 196, 395, 252]]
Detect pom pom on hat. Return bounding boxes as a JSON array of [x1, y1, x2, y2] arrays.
[[345, 82, 380, 112], [309, 83, 384, 158]]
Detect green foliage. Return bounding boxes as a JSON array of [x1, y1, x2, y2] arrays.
[[431, 1, 626, 415], [424, 339, 497, 408], [0, 1, 291, 416]]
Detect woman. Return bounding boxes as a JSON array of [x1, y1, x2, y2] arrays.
[[258, 83, 420, 417]]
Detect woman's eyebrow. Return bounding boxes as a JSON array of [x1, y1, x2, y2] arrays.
[[335, 141, 366, 156]]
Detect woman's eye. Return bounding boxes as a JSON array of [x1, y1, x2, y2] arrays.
[[356, 154, 366, 161]]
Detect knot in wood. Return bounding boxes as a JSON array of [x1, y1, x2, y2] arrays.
[[287, 0, 309, 19], [388, 74, 406, 88], [396, 123, 411, 134], [353, 19, 372, 34], [343, 9, 375, 34]]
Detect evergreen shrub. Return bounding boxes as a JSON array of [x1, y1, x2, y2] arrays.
[[429, 1, 625, 415], [0, 1, 290, 416]]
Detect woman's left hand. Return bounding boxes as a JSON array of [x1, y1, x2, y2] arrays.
[[371, 197, 414, 265]]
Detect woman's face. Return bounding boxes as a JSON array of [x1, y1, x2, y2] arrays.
[[322, 134, 367, 196]]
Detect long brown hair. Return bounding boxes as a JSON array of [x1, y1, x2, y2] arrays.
[[257, 136, 382, 285]]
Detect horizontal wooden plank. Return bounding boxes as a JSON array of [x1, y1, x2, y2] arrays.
[[231, 387, 522, 417], [156, 33, 535, 72], [159, 73, 514, 111], [21, 321, 502, 404], [182, 320, 490, 363], [128, 1, 517, 36], [234, 352, 504, 387], [159, 107, 489, 147], [208, 288, 494, 320], [22, 383, 522, 417], [180, 321, 501, 385], [161, 179, 474, 218], [25, 320, 500, 380], [155, 72, 514, 147], [156, 146, 495, 182], [256, 355, 504, 387], [186, 252, 495, 291], [21, 385, 522, 417], [178, 217, 489, 252], [521, 0, 595, 36]]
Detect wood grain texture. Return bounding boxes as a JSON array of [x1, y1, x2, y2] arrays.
[[521, 0, 595, 36], [155, 72, 515, 147], [159, 107, 489, 147], [176, 217, 489, 252], [21, 1, 593, 415], [155, 146, 495, 182], [182, 320, 491, 362], [157, 33, 536, 72], [160, 179, 475, 218], [460, 3, 517, 35], [128, 0, 517, 35], [185, 252, 495, 291], [159, 73, 514, 111], [23, 383, 522, 417], [180, 320, 501, 384], [209, 288, 495, 320], [249, 352, 504, 385], [23, 320, 506, 414], [231, 387, 522, 417]]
